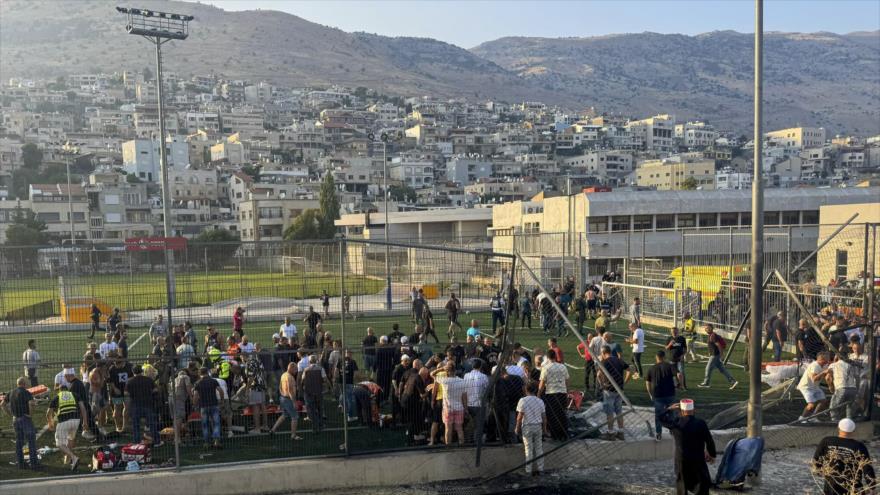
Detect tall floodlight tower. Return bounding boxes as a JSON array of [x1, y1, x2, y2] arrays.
[[117, 7, 193, 328]]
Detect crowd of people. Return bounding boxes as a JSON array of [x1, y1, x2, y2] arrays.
[[3, 279, 877, 491]]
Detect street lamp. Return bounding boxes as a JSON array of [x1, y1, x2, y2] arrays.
[[368, 131, 403, 310], [49, 140, 85, 247], [117, 6, 193, 327]]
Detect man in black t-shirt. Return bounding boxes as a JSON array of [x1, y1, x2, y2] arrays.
[[3, 377, 39, 468], [192, 368, 223, 448], [646, 350, 682, 441], [598, 345, 631, 440], [108, 359, 134, 433], [65, 369, 96, 441], [362, 327, 378, 377], [812, 418, 875, 495], [665, 327, 688, 389], [125, 366, 159, 445]]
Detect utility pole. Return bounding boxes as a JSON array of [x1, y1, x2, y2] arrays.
[[747, 0, 764, 440], [383, 139, 392, 310]]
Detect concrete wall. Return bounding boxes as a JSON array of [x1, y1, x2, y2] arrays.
[[3, 422, 869, 495], [817, 204, 880, 283]]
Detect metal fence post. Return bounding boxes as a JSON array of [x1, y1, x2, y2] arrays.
[[338, 238, 349, 455], [728, 227, 734, 331], [867, 224, 877, 419], [170, 366, 181, 468]]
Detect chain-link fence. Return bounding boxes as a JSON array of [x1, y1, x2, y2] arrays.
[[1, 225, 876, 484], [0, 238, 520, 481]]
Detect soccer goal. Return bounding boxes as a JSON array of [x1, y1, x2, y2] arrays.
[[601, 280, 679, 328], [280, 255, 306, 275]]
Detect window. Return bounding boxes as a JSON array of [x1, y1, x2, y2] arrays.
[[699, 213, 717, 228], [72, 212, 85, 221], [720, 213, 738, 226], [835, 250, 848, 281], [587, 217, 608, 233], [802, 210, 819, 225], [677, 214, 696, 229], [104, 194, 120, 205], [740, 213, 751, 226], [611, 215, 630, 232], [36, 212, 60, 222], [781, 211, 799, 225], [764, 211, 780, 226], [633, 215, 652, 231], [105, 213, 122, 223], [655, 214, 675, 230]]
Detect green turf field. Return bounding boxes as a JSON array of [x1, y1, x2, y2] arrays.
[[0, 271, 384, 316], [0, 310, 793, 481]]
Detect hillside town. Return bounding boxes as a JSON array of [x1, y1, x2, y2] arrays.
[[0, 72, 878, 247]]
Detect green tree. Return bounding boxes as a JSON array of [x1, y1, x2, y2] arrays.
[[241, 164, 261, 181], [318, 173, 340, 238], [4, 208, 48, 246], [388, 184, 417, 202], [283, 209, 321, 240], [191, 228, 241, 266], [21, 143, 42, 168], [680, 177, 699, 190]]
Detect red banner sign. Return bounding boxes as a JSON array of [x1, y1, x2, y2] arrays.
[[124, 236, 188, 251]]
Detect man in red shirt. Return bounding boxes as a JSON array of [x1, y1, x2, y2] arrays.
[[547, 338, 564, 364], [576, 337, 595, 396]]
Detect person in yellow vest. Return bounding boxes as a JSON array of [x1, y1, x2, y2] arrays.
[[683, 312, 698, 362], [46, 379, 88, 471]]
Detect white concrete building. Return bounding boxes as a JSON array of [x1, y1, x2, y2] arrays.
[[121, 135, 190, 182]]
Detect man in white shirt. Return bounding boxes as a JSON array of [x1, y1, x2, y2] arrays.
[[827, 350, 859, 421], [22, 339, 41, 386], [280, 317, 297, 343], [797, 351, 830, 420], [98, 332, 118, 359], [515, 381, 549, 476], [433, 363, 467, 446], [626, 323, 646, 379], [238, 335, 255, 355], [463, 360, 489, 442], [538, 348, 570, 441]]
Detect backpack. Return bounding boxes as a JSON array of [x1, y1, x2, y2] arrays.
[[92, 446, 118, 471]]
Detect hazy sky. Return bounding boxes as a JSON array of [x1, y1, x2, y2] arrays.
[[202, 0, 880, 48]]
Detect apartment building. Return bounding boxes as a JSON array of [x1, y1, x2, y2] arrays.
[[237, 197, 319, 241], [715, 170, 752, 190], [121, 135, 190, 182], [561, 150, 634, 180], [446, 156, 492, 185], [389, 155, 434, 188], [675, 122, 719, 149], [635, 156, 716, 190], [626, 114, 676, 153], [464, 177, 541, 202], [765, 126, 826, 149], [28, 184, 90, 243]]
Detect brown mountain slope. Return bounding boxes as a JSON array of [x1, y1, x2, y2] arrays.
[[471, 30, 880, 134], [2, 0, 877, 135], [0, 0, 560, 103]]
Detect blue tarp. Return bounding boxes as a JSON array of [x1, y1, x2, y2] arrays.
[[715, 436, 764, 489]]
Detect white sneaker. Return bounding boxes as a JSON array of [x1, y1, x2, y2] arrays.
[[227, 431, 235, 438], [729, 381, 739, 390], [81, 430, 96, 441]]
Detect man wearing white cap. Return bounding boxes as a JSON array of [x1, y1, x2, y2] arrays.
[[659, 399, 716, 495], [812, 418, 875, 495]]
